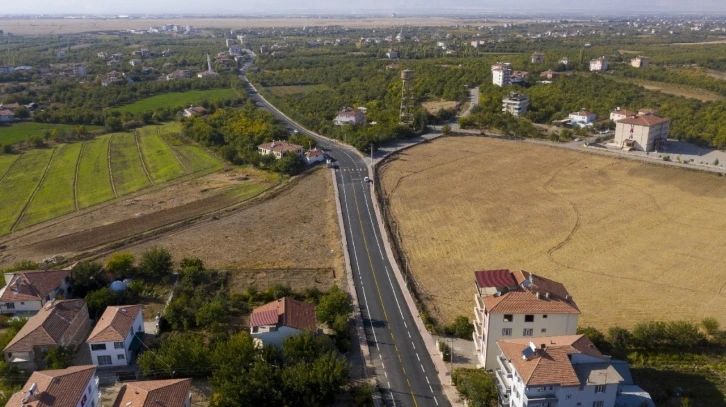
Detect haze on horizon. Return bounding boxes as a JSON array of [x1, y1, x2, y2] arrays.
[[1, 0, 725, 16]]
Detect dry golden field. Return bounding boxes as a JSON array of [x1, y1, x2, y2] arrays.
[[0, 17, 510, 35], [379, 136, 726, 330]]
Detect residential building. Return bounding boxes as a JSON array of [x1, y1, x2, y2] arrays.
[[4, 299, 91, 371], [638, 108, 658, 115], [304, 148, 326, 165], [492, 62, 512, 87], [112, 379, 192, 407], [86, 305, 144, 367], [0, 109, 14, 122], [5, 365, 100, 407], [631, 56, 649, 68], [0, 270, 70, 315], [614, 113, 671, 152], [568, 110, 597, 126], [501, 93, 530, 117], [73, 64, 86, 77], [531, 52, 544, 63], [386, 49, 399, 59], [472, 269, 580, 370], [250, 297, 317, 347], [511, 71, 528, 84], [609, 107, 637, 122], [129, 59, 143, 67], [229, 45, 242, 56], [183, 106, 207, 117], [559, 57, 570, 66], [165, 70, 191, 81], [334, 108, 366, 126], [0, 65, 14, 73], [495, 335, 653, 407], [257, 141, 304, 159], [225, 39, 235, 47], [589, 57, 608, 72], [540, 70, 560, 80]]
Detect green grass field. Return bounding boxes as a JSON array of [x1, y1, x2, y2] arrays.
[[0, 149, 54, 234], [115, 89, 237, 114], [17, 143, 82, 229], [76, 135, 115, 209], [0, 125, 223, 234], [109, 133, 152, 196], [0, 123, 103, 145], [137, 127, 187, 183]]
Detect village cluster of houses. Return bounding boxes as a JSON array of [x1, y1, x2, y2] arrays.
[[0, 268, 321, 407], [472, 269, 654, 407]]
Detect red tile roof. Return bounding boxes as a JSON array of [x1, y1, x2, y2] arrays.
[[6, 365, 96, 407], [305, 148, 325, 158], [4, 300, 87, 352], [87, 305, 143, 343], [250, 297, 316, 331], [474, 269, 516, 289], [0, 270, 69, 303], [497, 335, 604, 386], [611, 108, 637, 116], [481, 270, 580, 314], [258, 140, 303, 154], [111, 379, 191, 407], [617, 114, 670, 127]]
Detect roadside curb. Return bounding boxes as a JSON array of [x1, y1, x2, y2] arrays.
[[368, 160, 464, 407]]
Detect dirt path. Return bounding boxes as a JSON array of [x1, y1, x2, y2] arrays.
[[73, 142, 85, 211], [11, 148, 57, 233], [0, 155, 20, 185], [108, 135, 118, 198], [135, 129, 154, 185]]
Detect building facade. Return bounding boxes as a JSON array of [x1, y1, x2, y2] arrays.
[[6, 365, 100, 407], [250, 297, 317, 347], [614, 113, 671, 152], [473, 269, 580, 370], [502, 93, 530, 117], [631, 56, 649, 68], [257, 141, 304, 159], [334, 108, 366, 126], [86, 305, 144, 367], [609, 107, 637, 122], [589, 57, 608, 72], [568, 110, 597, 126], [531, 52, 544, 63], [492, 62, 512, 87], [0, 270, 70, 315]]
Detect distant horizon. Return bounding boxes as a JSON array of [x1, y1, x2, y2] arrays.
[[0, 0, 725, 18]]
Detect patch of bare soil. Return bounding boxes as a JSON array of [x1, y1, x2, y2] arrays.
[[0, 168, 277, 267]]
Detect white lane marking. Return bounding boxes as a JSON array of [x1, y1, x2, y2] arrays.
[[412, 342, 415, 350], [421, 365, 426, 373], [404, 321, 407, 328], [408, 331, 411, 338], [426, 377, 430, 384], [385, 372, 388, 378], [416, 353, 420, 362], [434, 396, 439, 405], [429, 385, 433, 392]]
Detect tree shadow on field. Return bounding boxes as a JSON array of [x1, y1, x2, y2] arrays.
[[631, 367, 725, 407]]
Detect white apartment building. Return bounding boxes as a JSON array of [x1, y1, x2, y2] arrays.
[[614, 113, 671, 152], [496, 335, 654, 407], [568, 110, 597, 126], [492, 62, 512, 86], [609, 107, 637, 122], [631, 56, 649, 69], [502, 93, 530, 117], [87, 305, 144, 367], [531, 52, 544, 64], [589, 57, 608, 72], [6, 365, 101, 407], [473, 269, 580, 370]]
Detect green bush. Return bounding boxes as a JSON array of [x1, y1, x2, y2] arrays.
[[139, 247, 173, 281], [452, 368, 498, 407], [444, 315, 474, 339]]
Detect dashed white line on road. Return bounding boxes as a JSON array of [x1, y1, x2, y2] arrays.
[[416, 353, 420, 361], [411, 342, 415, 350], [434, 396, 439, 405], [429, 385, 434, 392], [408, 331, 411, 338]]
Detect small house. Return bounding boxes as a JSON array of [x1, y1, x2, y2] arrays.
[[568, 110, 597, 126], [334, 108, 366, 126], [5, 365, 100, 407], [0, 270, 70, 315], [183, 105, 207, 117], [304, 148, 326, 165], [257, 141, 304, 159], [112, 378, 192, 407], [86, 305, 144, 367], [250, 297, 317, 347]]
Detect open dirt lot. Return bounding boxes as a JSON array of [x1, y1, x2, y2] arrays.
[[0, 17, 512, 35], [0, 167, 278, 267], [612, 78, 725, 102], [422, 100, 458, 115], [379, 136, 726, 330], [99, 167, 344, 284]]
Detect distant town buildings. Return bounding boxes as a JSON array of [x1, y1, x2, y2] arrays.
[[334, 108, 366, 126], [492, 62, 512, 87], [472, 269, 579, 370], [502, 93, 530, 117], [72, 63, 86, 77], [589, 56, 608, 72], [540, 70, 561, 80], [531, 52, 544, 63], [631, 56, 649, 68]]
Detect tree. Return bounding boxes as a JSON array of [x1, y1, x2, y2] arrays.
[[139, 247, 173, 281], [608, 326, 632, 353], [70, 262, 107, 298], [271, 153, 304, 175], [105, 252, 135, 278], [1, 144, 11, 154], [441, 124, 452, 135], [316, 286, 352, 325], [701, 317, 720, 336], [13, 106, 29, 119], [44, 346, 73, 369], [137, 333, 211, 378], [105, 116, 122, 131], [577, 326, 611, 353], [196, 299, 228, 328], [452, 368, 498, 407], [85, 287, 117, 319], [445, 315, 474, 339]]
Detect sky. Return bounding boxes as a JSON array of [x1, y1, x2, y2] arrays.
[[2, 0, 725, 16]]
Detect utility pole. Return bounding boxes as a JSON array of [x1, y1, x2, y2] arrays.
[[449, 337, 455, 385]]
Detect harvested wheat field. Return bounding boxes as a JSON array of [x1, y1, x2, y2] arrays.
[[379, 136, 726, 330]]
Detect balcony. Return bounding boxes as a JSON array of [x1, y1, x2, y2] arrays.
[[498, 355, 512, 374], [524, 393, 558, 406], [474, 319, 484, 339], [475, 293, 484, 312], [495, 368, 513, 389]]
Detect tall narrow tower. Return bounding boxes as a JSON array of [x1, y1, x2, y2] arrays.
[[207, 54, 213, 72], [399, 69, 415, 126]]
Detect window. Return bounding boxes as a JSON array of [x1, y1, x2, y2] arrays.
[[90, 344, 106, 351], [114, 342, 124, 349], [502, 328, 512, 336], [593, 402, 604, 407], [503, 314, 513, 322], [523, 328, 533, 336], [252, 327, 258, 333], [566, 395, 572, 400], [541, 328, 547, 333], [5, 303, 14, 309], [20, 302, 24, 305], [97, 355, 112, 366], [117, 354, 125, 360], [543, 314, 548, 318], [524, 314, 534, 322], [595, 385, 606, 393], [537, 387, 545, 392], [269, 327, 278, 332]]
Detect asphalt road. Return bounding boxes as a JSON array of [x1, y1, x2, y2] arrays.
[[242, 80, 449, 407]]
